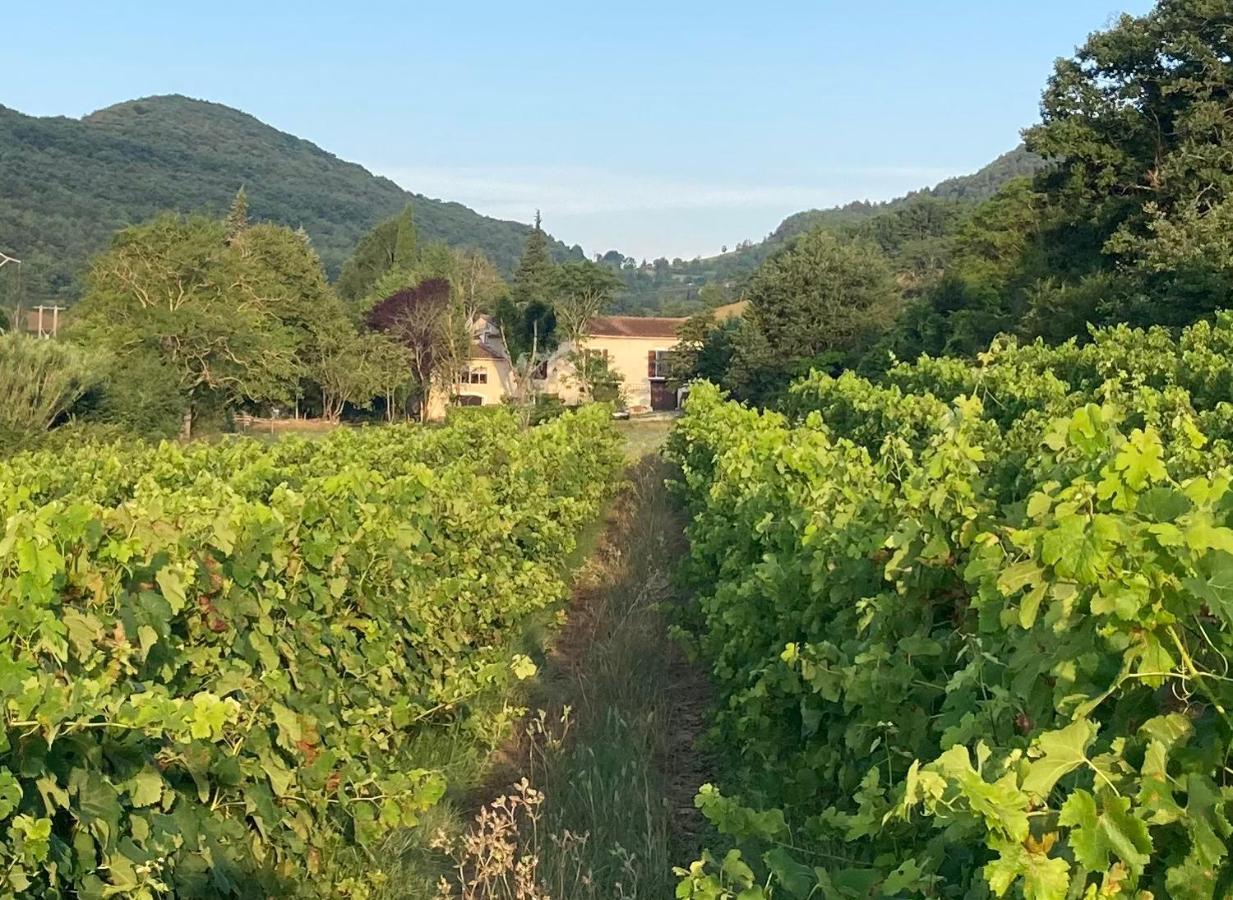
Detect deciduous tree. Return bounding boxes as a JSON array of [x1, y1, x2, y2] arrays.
[[366, 278, 467, 420], [730, 230, 899, 400], [551, 260, 621, 347], [336, 205, 419, 303], [73, 215, 301, 438]]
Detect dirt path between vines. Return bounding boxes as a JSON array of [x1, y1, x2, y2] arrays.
[[472, 455, 715, 896]]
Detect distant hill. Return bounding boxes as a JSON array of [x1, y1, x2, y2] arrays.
[[770, 146, 1044, 245], [611, 146, 1045, 314], [0, 95, 581, 302]]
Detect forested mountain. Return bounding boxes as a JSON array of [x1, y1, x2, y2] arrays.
[[0, 95, 581, 302], [610, 146, 1043, 314]]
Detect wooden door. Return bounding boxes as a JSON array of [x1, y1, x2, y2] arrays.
[[649, 381, 676, 411]]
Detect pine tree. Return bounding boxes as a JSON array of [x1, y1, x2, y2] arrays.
[[226, 187, 249, 241], [393, 204, 418, 267], [510, 210, 554, 308]]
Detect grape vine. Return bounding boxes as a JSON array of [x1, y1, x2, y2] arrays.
[[0, 406, 622, 897], [669, 315, 1233, 899]]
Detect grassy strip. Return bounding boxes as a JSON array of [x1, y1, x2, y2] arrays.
[[344, 442, 706, 899], [430, 456, 712, 899], [522, 459, 687, 898]]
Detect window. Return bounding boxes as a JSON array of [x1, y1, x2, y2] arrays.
[[458, 368, 488, 385], [647, 349, 673, 380]]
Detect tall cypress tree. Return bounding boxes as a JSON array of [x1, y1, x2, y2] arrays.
[[498, 211, 560, 360], [225, 187, 249, 242], [510, 210, 554, 308], [393, 204, 418, 268]]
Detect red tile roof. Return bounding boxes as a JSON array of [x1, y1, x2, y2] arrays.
[[587, 315, 687, 339], [469, 340, 508, 361]]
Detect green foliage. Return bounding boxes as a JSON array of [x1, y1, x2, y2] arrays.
[[669, 314, 740, 388], [495, 216, 570, 364], [225, 187, 249, 242], [0, 95, 580, 301], [70, 212, 391, 432], [886, 0, 1233, 358], [726, 230, 900, 403], [495, 297, 557, 364], [71, 215, 312, 435], [0, 405, 623, 897], [83, 351, 188, 441], [1029, 0, 1233, 278], [572, 351, 624, 405], [551, 260, 621, 346], [336, 206, 417, 304], [668, 312, 1233, 898], [0, 332, 100, 449], [314, 331, 408, 422], [510, 212, 557, 309]]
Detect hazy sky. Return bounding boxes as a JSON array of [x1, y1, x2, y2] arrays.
[[4, 1, 1153, 260]]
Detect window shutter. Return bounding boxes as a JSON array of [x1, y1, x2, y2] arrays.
[[648, 350, 656, 378]]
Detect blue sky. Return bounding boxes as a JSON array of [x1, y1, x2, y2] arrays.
[[4, 1, 1152, 260]]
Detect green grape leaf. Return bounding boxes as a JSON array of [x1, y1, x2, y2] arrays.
[[1182, 550, 1233, 627], [127, 771, 163, 808], [984, 837, 1069, 900], [1022, 719, 1098, 799], [1113, 427, 1166, 491], [0, 769, 22, 820], [188, 692, 233, 740], [763, 848, 814, 898], [155, 565, 189, 613], [1059, 789, 1152, 876], [510, 654, 538, 681]]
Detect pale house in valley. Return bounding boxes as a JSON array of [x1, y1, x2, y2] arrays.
[[453, 315, 516, 406], [432, 313, 686, 417], [541, 315, 687, 411]]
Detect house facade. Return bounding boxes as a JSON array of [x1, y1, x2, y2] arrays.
[[453, 316, 516, 406], [542, 315, 687, 411], [429, 313, 686, 418]]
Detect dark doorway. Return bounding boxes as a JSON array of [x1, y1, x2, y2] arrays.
[[649, 381, 676, 411]]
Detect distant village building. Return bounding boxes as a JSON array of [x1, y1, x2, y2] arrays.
[[429, 314, 687, 418], [453, 315, 517, 407], [542, 316, 686, 411]]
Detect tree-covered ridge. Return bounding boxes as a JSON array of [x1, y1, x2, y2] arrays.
[[0, 95, 581, 302], [773, 147, 1045, 247], [609, 146, 1043, 314]]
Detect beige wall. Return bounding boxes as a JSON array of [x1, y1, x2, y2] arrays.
[[425, 330, 679, 419], [425, 356, 516, 420], [543, 334, 679, 409], [455, 356, 515, 406]]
